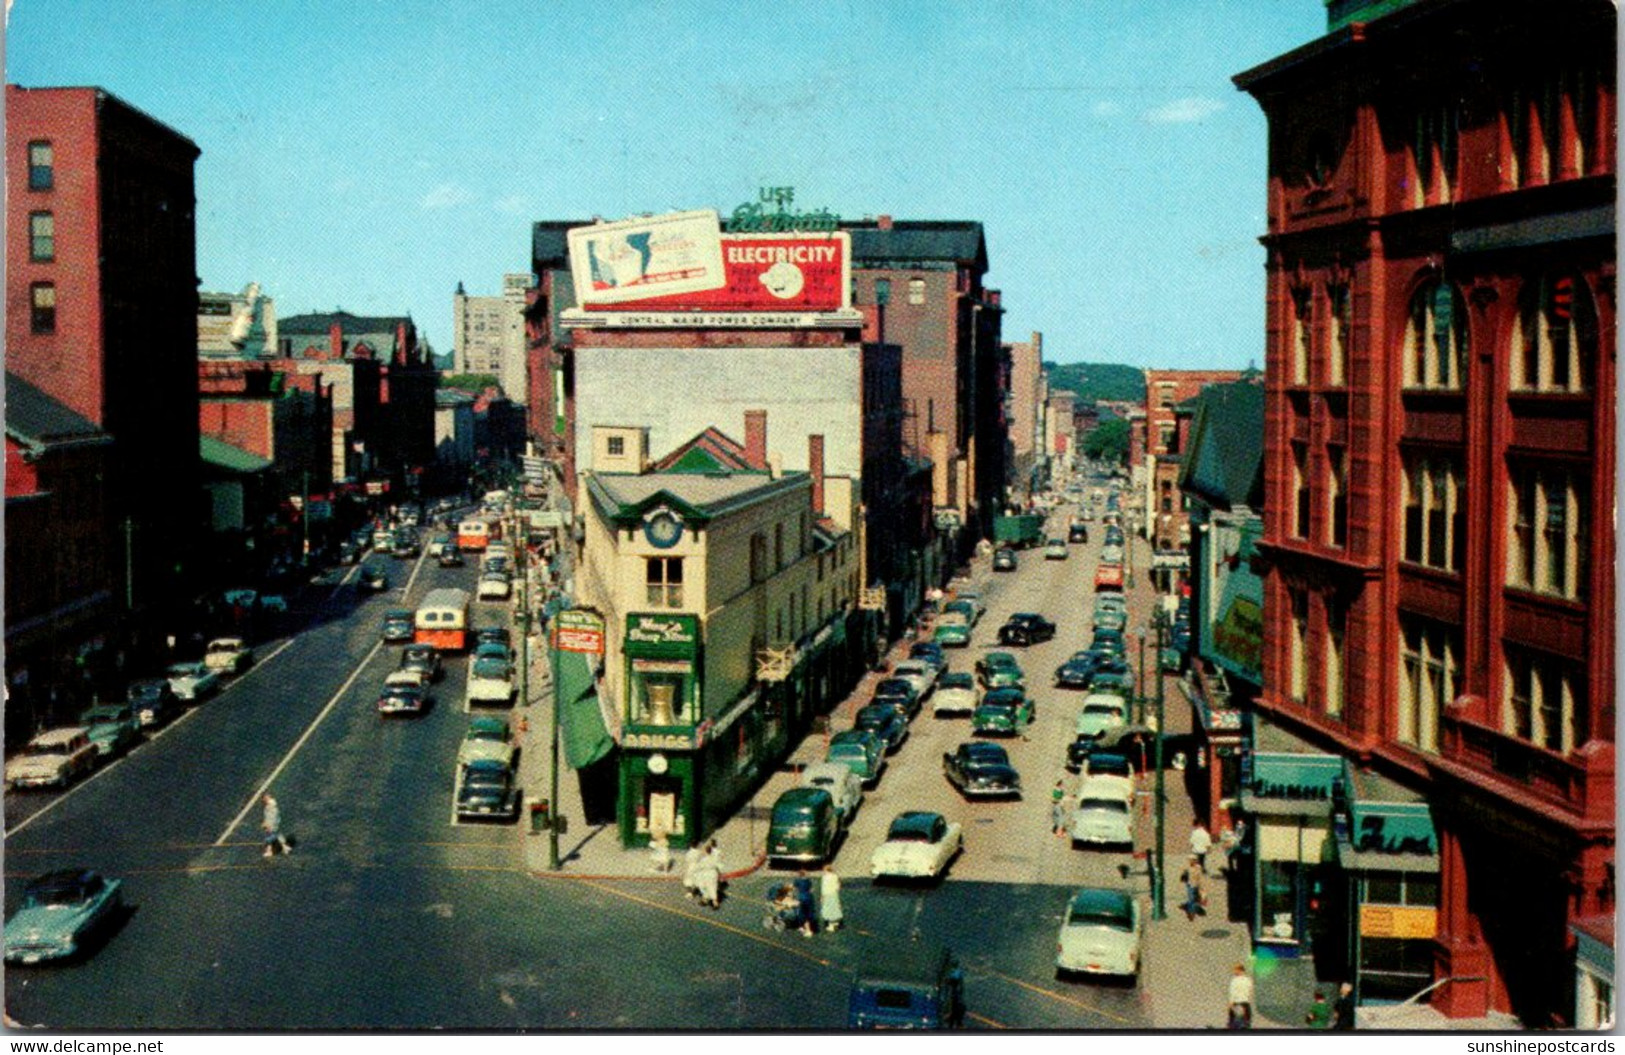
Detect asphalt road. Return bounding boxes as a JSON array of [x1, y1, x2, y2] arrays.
[[5, 495, 1169, 1030]]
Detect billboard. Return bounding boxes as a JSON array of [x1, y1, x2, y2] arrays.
[[580, 232, 851, 313], [1208, 518, 1265, 685], [568, 210, 727, 305]]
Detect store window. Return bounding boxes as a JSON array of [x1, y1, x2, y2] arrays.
[[1398, 615, 1459, 752], [1401, 453, 1464, 572], [1357, 871, 1439, 1001], [1291, 443, 1310, 539], [1507, 461, 1588, 599], [1402, 282, 1465, 390], [629, 667, 692, 725], [29, 211, 55, 262], [1327, 283, 1351, 385], [645, 557, 684, 608], [1514, 274, 1594, 393], [27, 141, 53, 191], [1503, 646, 1586, 754], [30, 282, 56, 334], [1289, 589, 1308, 703]]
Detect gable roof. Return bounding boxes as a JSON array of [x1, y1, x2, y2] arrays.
[[587, 470, 808, 526], [650, 426, 761, 473], [5, 373, 108, 453], [843, 220, 987, 272], [279, 310, 411, 336], [1178, 381, 1265, 511], [200, 435, 273, 474]]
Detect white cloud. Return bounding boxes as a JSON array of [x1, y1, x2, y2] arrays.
[[1092, 101, 1122, 118], [420, 182, 476, 210], [492, 195, 532, 216], [1142, 97, 1225, 124]]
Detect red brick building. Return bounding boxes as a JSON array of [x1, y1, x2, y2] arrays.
[[198, 362, 333, 495], [6, 85, 203, 619], [1142, 369, 1243, 564], [1236, 0, 1615, 1025]]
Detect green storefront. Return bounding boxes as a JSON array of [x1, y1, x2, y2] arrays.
[[617, 612, 705, 849]]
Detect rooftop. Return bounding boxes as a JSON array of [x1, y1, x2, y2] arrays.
[[5, 373, 108, 452], [279, 310, 411, 336], [588, 469, 808, 525]]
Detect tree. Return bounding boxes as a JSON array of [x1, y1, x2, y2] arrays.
[[440, 373, 501, 394], [1083, 418, 1131, 466]]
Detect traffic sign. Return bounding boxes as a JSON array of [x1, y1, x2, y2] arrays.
[[554, 609, 605, 655]]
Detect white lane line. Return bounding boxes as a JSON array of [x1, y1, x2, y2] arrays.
[[4, 638, 298, 840], [400, 540, 431, 600], [213, 638, 384, 846]]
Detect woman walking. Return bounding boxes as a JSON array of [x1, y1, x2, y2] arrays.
[[818, 865, 844, 934]]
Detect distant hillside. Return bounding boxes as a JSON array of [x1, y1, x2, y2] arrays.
[[1044, 362, 1143, 404]]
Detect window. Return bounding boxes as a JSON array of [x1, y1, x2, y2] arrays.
[[1289, 286, 1312, 385], [1289, 589, 1308, 703], [1401, 454, 1464, 572], [29, 282, 55, 334], [27, 141, 53, 191], [1327, 283, 1351, 385], [1504, 85, 1529, 189], [874, 277, 891, 306], [1291, 443, 1310, 539], [1325, 598, 1346, 717], [29, 212, 55, 262], [1412, 103, 1457, 206], [1503, 646, 1586, 753], [1158, 424, 1176, 452], [1157, 384, 1175, 408], [750, 533, 767, 583], [1507, 461, 1588, 599], [1514, 275, 1593, 393], [606, 435, 624, 457], [907, 278, 925, 305], [1398, 615, 1459, 752], [774, 523, 784, 570], [645, 557, 683, 608], [1402, 282, 1465, 390], [1327, 446, 1347, 548]]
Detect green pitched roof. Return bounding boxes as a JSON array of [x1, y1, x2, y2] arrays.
[[5, 373, 107, 452], [200, 435, 273, 474], [1179, 381, 1264, 510]]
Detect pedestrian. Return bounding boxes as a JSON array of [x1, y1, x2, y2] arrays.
[[1332, 981, 1356, 1031], [791, 872, 817, 938], [261, 793, 291, 858], [696, 840, 723, 909], [681, 843, 704, 900], [648, 824, 673, 874], [1227, 963, 1254, 1029], [1180, 860, 1207, 920], [1189, 819, 1212, 876], [1305, 990, 1333, 1029], [1051, 779, 1069, 837], [818, 865, 844, 933]]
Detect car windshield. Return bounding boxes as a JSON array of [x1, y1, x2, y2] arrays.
[[21, 884, 89, 909], [167, 663, 204, 677], [1083, 704, 1123, 718], [941, 674, 974, 690], [472, 658, 509, 678], [979, 702, 1016, 715], [828, 744, 865, 759], [1080, 798, 1129, 814], [876, 679, 912, 694], [886, 817, 937, 842], [1070, 908, 1133, 932], [963, 744, 1009, 764], [1089, 755, 1132, 777]]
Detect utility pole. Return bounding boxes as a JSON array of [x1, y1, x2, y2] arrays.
[[548, 643, 562, 871], [302, 470, 311, 561], [1151, 607, 1168, 921]]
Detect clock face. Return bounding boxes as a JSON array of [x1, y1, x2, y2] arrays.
[[645, 512, 683, 549]]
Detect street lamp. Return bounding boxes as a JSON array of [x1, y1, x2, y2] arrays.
[[1135, 629, 1148, 726]]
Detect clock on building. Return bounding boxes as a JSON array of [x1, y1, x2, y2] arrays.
[[644, 509, 683, 549]]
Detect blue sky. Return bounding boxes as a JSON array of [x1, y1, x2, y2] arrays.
[[7, 1, 1326, 369]]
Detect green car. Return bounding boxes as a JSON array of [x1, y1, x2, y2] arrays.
[[77, 704, 141, 759], [972, 689, 1034, 736], [826, 729, 886, 786], [4, 869, 124, 965], [767, 787, 840, 865], [934, 617, 972, 648], [944, 599, 978, 625], [975, 651, 1025, 690]]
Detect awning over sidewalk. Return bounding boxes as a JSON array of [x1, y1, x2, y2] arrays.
[[1337, 801, 1440, 873], [555, 650, 612, 769]]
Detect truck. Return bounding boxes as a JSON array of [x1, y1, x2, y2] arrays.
[[992, 513, 1046, 549]]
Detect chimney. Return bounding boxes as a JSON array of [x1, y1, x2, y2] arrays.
[[877, 214, 893, 231], [768, 453, 782, 480], [329, 321, 343, 360], [808, 434, 825, 516], [744, 409, 767, 470]]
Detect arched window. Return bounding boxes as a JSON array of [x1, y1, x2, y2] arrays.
[[1514, 273, 1595, 393], [1402, 281, 1465, 390]]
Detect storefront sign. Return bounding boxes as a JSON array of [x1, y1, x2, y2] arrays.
[[631, 658, 691, 674], [724, 187, 840, 234], [1209, 519, 1265, 683], [563, 309, 862, 329], [554, 609, 606, 654], [1209, 709, 1243, 732], [568, 210, 727, 306], [1359, 904, 1438, 940], [626, 614, 699, 647], [623, 729, 696, 751]]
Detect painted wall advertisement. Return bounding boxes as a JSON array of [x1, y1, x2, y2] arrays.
[[578, 232, 851, 313], [1210, 518, 1265, 684], [567, 210, 727, 305]]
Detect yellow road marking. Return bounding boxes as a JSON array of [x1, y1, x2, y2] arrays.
[[979, 968, 1135, 1025], [5, 839, 514, 855], [967, 1011, 1008, 1029]]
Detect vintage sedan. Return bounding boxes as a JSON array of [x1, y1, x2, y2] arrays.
[[1056, 887, 1142, 982], [456, 759, 520, 821], [872, 677, 921, 719], [400, 643, 443, 682], [826, 730, 886, 786], [1074, 693, 1129, 740], [1044, 538, 1069, 560], [942, 741, 1021, 799], [77, 705, 142, 759], [381, 608, 416, 644], [464, 654, 515, 710], [377, 682, 431, 717], [975, 652, 1025, 690], [127, 679, 181, 728], [437, 547, 466, 568], [1055, 651, 1104, 690], [798, 762, 864, 825], [972, 690, 1034, 737], [908, 642, 946, 679], [870, 811, 963, 880], [931, 672, 980, 717], [166, 661, 223, 703], [1069, 776, 1135, 849], [853, 704, 909, 754], [5, 728, 98, 790], [477, 573, 512, 601], [4, 870, 124, 965], [998, 613, 1056, 647], [358, 565, 390, 592], [458, 716, 517, 769], [891, 661, 939, 701], [204, 637, 253, 674], [952, 590, 987, 623], [933, 614, 972, 648], [992, 547, 1018, 572]]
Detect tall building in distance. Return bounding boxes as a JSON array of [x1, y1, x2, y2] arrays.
[[452, 273, 532, 404], [1141, 368, 1243, 563], [1236, 0, 1615, 1027]]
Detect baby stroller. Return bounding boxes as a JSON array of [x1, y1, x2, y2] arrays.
[[763, 884, 812, 933]]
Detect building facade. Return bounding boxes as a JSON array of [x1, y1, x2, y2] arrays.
[[452, 273, 532, 403], [1236, 0, 1615, 1024], [1142, 369, 1244, 561], [1005, 332, 1047, 503]]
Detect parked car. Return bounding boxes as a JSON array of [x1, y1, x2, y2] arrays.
[[1074, 693, 1129, 740], [203, 637, 253, 674], [767, 787, 841, 866], [825, 729, 886, 786], [477, 574, 511, 601], [1055, 651, 1105, 690], [166, 661, 223, 702], [4, 728, 98, 790], [438, 547, 466, 568], [847, 945, 966, 1030], [392, 531, 420, 558], [400, 643, 443, 682], [1044, 538, 1069, 560], [933, 613, 972, 648], [1079, 751, 1136, 798], [975, 651, 1025, 690], [942, 741, 1021, 798], [1056, 887, 1142, 982], [456, 759, 520, 821], [127, 679, 181, 728], [972, 690, 1034, 737], [458, 715, 517, 769], [1093, 564, 1125, 592], [998, 613, 1056, 647], [474, 627, 511, 649], [381, 608, 416, 644], [377, 682, 431, 716], [1069, 776, 1135, 849], [77, 705, 141, 759], [1094, 593, 1128, 617], [1100, 544, 1125, 565], [932, 672, 980, 717], [798, 762, 863, 825], [870, 811, 963, 880], [1068, 523, 1090, 543], [1091, 627, 1127, 658], [4, 869, 124, 965], [1104, 526, 1125, 547], [428, 534, 452, 558], [891, 661, 938, 701], [465, 653, 516, 709], [871, 678, 921, 720], [854, 704, 910, 754], [992, 548, 1018, 572], [953, 589, 987, 623], [907, 642, 946, 679]]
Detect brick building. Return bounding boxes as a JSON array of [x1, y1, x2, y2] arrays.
[[1142, 369, 1244, 563], [6, 84, 203, 620], [1236, 0, 1615, 1025], [1005, 332, 1047, 501], [197, 362, 333, 496]]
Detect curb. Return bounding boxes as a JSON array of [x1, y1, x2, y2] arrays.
[[524, 851, 768, 885]]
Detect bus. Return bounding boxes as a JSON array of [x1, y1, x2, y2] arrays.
[[415, 588, 471, 651], [1094, 563, 1124, 593], [457, 517, 495, 552]]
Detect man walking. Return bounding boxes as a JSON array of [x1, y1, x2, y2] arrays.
[[261, 793, 291, 858], [1189, 818, 1212, 876], [1332, 981, 1357, 1031], [1051, 779, 1069, 837], [1227, 963, 1254, 1029]]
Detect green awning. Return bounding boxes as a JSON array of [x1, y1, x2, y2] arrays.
[[554, 650, 612, 769], [200, 435, 272, 474]]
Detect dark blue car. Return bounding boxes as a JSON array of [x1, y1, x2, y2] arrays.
[[854, 704, 909, 754], [847, 946, 965, 1029]]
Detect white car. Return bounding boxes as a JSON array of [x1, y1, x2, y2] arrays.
[[1074, 693, 1128, 739], [465, 653, 516, 710], [798, 762, 863, 825], [1100, 544, 1125, 565], [1069, 777, 1135, 848], [932, 672, 980, 717], [166, 661, 222, 702], [477, 575, 511, 601], [1057, 887, 1142, 981], [458, 716, 517, 769], [5, 728, 98, 790], [870, 811, 963, 880], [203, 638, 252, 674], [891, 661, 938, 700], [384, 669, 429, 691]]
